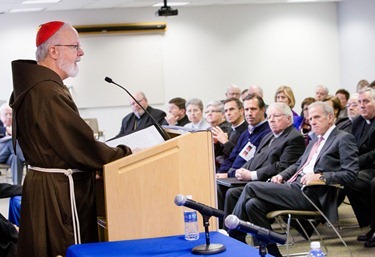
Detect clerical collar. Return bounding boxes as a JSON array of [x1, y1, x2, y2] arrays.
[[231, 120, 246, 131]]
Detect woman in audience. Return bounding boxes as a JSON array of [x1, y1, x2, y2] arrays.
[[184, 98, 210, 130], [274, 85, 303, 129], [298, 97, 315, 145], [205, 101, 230, 132], [323, 96, 352, 132]]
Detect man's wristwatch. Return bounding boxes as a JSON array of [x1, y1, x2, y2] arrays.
[[319, 175, 326, 183]]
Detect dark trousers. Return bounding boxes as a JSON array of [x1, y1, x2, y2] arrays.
[[344, 169, 375, 228]]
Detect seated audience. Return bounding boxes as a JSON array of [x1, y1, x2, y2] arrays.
[[315, 85, 329, 101], [223, 102, 305, 218], [0, 103, 25, 185], [335, 88, 350, 118], [323, 96, 351, 132], [184, 98, 210, 130], [343, 88, 375, 248], [299, 97, 315, 145], [1, 183, 22, 257], [274, 85, 303, 129], [216, 94, 271, 179], [163, 97, 189, 127], [229, 102, 359, 257], [117, 91, 166, 137], [211, 98, 247, 169]]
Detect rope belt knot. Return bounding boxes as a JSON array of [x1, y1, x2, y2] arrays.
[[29, 165, 83, 244]]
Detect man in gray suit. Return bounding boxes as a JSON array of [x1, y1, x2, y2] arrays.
[[229, 102, 359, 257], [223, 102, 305, 217]]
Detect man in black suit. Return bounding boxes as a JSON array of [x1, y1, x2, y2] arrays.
[[117, 91, 166, 137], [223, 102, 305, 217], [229, 102, 359, 257], [343, 88, 375, 247]]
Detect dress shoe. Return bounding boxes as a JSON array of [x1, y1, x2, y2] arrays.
[[357, 228, 375, 241], [364, 235, 375, 248]]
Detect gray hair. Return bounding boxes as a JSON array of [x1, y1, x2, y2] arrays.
[[267, 102, 293, 124], [206, 100, 224, 113], [308, 101, 334, 116], [316, 85, 329, 95], [35, 23, 71, 62], [358, 87, 375, 101], [186, 98, 204, 111]]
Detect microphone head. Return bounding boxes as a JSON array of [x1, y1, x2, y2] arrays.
[[104, 77, 113, 83], [174, 194, 186, 206], [225, 214, 240, 229]]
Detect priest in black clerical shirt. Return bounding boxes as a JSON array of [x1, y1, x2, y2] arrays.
[[117, 91, 166, 137]]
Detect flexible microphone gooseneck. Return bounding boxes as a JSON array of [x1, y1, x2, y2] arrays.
[[225, 214, 287, 245], [104, 77, 170, 140], [174, 194, 224, 218]]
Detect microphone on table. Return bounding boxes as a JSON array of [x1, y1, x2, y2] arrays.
[[104, 77, 170, 140], [174, 194, 224, 218], [225, 214, 287, 245]]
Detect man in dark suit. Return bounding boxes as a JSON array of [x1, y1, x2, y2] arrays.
[[223, 102, 305, 217], [117, 91, 166, 137], [229, 102, 359, 257], [343, 88, 375, 247]]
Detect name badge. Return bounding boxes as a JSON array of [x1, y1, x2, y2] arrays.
[[239, 142, 256, 161]]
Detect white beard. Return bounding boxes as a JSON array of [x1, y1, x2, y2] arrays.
[[58, 58, 79, 78]]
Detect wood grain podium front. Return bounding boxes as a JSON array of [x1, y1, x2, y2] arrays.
[[102, 130, 217, 241]]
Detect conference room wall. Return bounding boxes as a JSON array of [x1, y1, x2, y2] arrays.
[[338, 0, 375, 90], [0, 2, 344, 138]]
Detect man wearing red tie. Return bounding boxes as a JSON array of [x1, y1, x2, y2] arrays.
[[229, 101, 359, 257]]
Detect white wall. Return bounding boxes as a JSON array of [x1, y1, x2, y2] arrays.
[[0, 3, 341, 138], [337, 0, 375, 91]]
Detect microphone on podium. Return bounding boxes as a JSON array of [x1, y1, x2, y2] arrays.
[[225, 214, 287, 245], [174, 194, 224, 218], [104, 77, 170, 140]]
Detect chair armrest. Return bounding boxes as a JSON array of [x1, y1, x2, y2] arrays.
[[302, 181, 343, 192]]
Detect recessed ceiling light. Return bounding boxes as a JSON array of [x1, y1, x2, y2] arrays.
[[22, 0, 60, 4], [153, 2, 190, 7], [9, 8, 44, 13]]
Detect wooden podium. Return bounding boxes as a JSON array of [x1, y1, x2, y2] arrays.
[[101, 130, 218, 241]]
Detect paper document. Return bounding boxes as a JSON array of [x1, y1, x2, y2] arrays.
[[106, 125, 165, 151]]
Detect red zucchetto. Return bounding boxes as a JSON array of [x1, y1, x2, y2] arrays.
[[36, 21, 65, 47]]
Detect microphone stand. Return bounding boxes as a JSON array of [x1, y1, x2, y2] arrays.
[[191, 214, 226, 255], [104, 77, 171, 141]]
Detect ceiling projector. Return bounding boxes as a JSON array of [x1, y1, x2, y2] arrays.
[[156, 1, 178, 17]]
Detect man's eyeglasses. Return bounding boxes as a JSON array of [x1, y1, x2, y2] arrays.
[[54, 44, 81, 51], [266, 113, 287, 120], [346, 103, 358, 108]]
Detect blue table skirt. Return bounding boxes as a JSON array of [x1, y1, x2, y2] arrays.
[[67, 231, 270, 257]]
